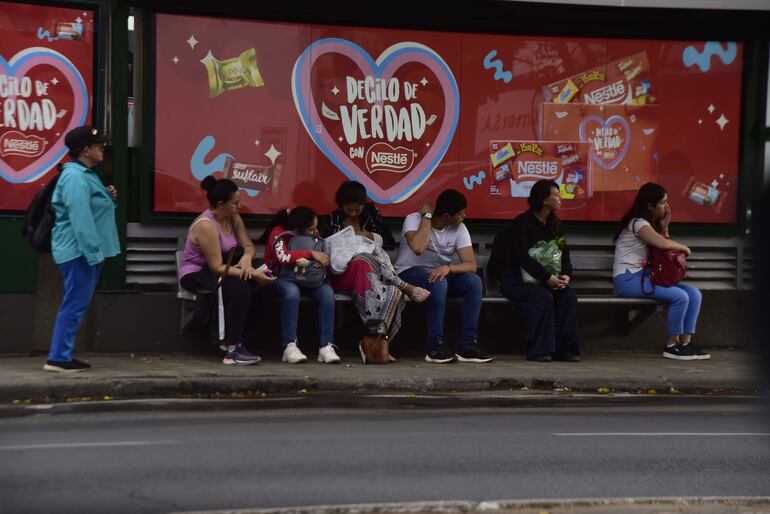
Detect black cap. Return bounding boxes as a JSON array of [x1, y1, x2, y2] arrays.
[[64, 125, 109, 154]]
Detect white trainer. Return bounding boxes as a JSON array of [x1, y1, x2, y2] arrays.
[[282, 342, 307, 363], [318, 344, 341, 364]]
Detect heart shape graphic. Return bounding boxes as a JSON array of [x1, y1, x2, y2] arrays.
[[292, 39, 459, 204], [578, 114, 630, 170], [0, 47, 88, 184]]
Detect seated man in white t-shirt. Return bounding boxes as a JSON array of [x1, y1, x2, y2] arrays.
[[395, 189, 494, 364]]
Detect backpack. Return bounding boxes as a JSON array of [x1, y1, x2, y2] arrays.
[[275, 231, 326, 288], [21, 170, 61, 253]]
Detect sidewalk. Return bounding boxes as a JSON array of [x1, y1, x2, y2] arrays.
[[0, 349, 763, 402]]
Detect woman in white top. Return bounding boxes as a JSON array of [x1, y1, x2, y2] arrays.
[[612, 183, 709, 361]]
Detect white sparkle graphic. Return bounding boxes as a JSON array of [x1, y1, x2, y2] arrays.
[[172, 56, 179, 64], [82, 11, 87, 16], [265, 144, 281, 164], [186, 35, 198, 49], [707, 104, 715, 114], [716, 114, 729, 130], [698, 119, 703, 124], [420, 77, 428, 87], [331, 86, 340, 95], [425, 142, 431, 147], [719, 173, 725, 179], [338, 136, 344, 142], [50, 77, 59, 86], [254, 140, 260, 146]]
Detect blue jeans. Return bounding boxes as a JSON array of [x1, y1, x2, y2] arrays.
[[49, 257, 103, 362], [398, 267, 482, 348], [272, 278, 335, 347], [613, 269, 702, 336]]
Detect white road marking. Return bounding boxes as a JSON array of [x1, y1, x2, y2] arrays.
[[553, 432, 770, 437], [0, 440, 182, 450]]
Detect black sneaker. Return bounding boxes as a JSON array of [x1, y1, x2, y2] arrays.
[[682, 343, 710, 360], [425, 341, 456, 363], [527, 354, 552, 362], [554, 352, 581, 362], [662, 343, 697, 361], [43, 359, 91, 373], [456, 341, 494, 363]]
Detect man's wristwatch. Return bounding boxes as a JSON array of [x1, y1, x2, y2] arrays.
[[422, 212, 433, 220]]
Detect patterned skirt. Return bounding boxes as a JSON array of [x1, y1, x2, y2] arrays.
[[329, 252, 406, 341]]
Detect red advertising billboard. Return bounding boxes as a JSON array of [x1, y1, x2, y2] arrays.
[[155, 13, 742, 222], [0, 1, 95, 212]]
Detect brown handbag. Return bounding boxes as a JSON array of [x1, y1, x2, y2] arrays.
[[358, 334, 389, 364], [358, 319, 390, 364]]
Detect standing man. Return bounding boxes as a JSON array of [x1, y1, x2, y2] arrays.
[[44, 126, 120, 372], [395, 189, 494, 363]]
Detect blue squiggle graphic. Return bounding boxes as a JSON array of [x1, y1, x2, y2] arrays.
[[483, 51, 512, 84], [36, 27, 58, 42], [463, 170, 486, 190], [190, 136, 233, 180], [682, 42, 737, 72], [242, 188, 260, 197]]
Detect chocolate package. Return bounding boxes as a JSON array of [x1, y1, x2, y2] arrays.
[[543, 51, 655, 106], [683, 177, 725, 214], [488, 141, 593, 203], [200, 48, 264, 98], [223, 157, 280, 193]]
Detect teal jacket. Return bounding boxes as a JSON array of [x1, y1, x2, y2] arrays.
[[51, 160, 120, 266]]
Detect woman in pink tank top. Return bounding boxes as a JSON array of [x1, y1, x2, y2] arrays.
[[179, 177, 274, 365]]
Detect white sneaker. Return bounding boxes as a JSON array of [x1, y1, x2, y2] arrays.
[[318, 344, 341, 364], [282, 342, 307, 363]]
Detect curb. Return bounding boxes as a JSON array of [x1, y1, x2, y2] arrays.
[[1, 374, 763, 402], [168, 497, 770, 514]]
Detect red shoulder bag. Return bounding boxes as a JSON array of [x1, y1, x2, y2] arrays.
[[642, 246, 687, 294]]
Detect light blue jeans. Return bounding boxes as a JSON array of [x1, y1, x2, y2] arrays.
[[272, 278, 335, 348], [49, 257, 103, 362], [613, 269, 702, 336]]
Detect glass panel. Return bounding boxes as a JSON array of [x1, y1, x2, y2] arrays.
[[152, 14, 743, 223]]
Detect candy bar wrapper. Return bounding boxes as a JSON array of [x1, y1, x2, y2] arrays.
[[540, 102, 659, 192], [201, 48, 265, 98], [543, 51, 653, 106], [52, 20, 84, 40], [224, 157, 279, 193], [683, 177, 725, 213], [490, 142, 516, 168], [488, 141, 593, 203]]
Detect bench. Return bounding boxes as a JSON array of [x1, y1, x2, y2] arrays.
[[177, 250, 662, 335], [475, 254, 662, 333]]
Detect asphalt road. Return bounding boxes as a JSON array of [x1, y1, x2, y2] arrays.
[[0, 399, 769, 514]]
